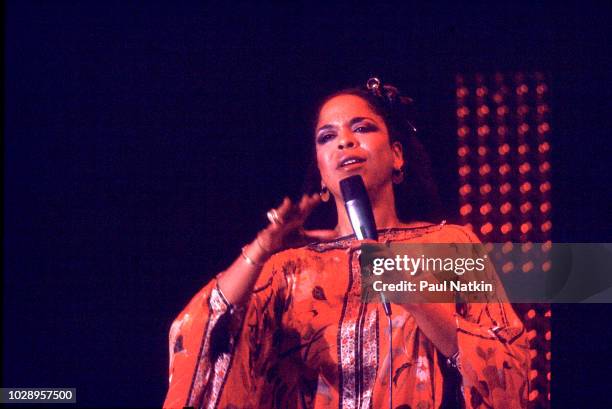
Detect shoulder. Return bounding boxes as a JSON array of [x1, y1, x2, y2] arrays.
[[407, 222, 482, 244]]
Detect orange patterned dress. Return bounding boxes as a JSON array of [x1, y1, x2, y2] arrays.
[[164, 223, 530, 408]]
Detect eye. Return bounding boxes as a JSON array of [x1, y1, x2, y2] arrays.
[[354, 124, 377, 133], [316, 133, 335, 144]]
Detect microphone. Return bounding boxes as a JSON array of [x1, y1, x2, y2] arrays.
[[339, 175, 392, 316]]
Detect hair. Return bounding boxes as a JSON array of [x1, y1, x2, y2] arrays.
[[302, 80, 442, 229]]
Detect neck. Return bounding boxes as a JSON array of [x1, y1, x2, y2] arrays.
[[334, 182, 400, 237]]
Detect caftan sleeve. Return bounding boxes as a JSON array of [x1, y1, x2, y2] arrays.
[[447, 225, 531, 409], [163, 251, 305, 409]]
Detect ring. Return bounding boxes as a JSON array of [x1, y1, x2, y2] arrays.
[[266, 209, 283, 225]]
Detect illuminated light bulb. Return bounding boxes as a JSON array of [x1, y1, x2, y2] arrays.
[[476, 86, 488, 97], [456, 87, 469, 98], [537, 104, 549, 114], [522, 261, 534, 273], [477, 105, 490, 116], [540, 202, 551, 213], [530, 349, 538, 359], [480, 184, 492, 195], [518, 123, 530, 135], [500, 202, 512, 214], [493, 93, 503, 104], [517, 104, 529, 115], [464, 223, 474, 232], [539, 161, 551, 173], [519, 182, 532, 194], [529, 390, 539, 401], [479, 164, 491, 176], [518, 144, 529, 155], [458, 146, 469, 157], [538, 142, 550, 153], [516, 84, 529, 95], [547, 372, 551, 381], [541, 241, 552, 252], [540, 182, 551, 193], [484, 242, 494, 253], [499, 183, 512, 194], [519, 162, 531, 174], [545, 331, 551, 341], [498, 143, 510, 155], [502, 242, 513, 253], [541, 221, 553, 232], [520, 222, 532, 234], [478, 146, 487, 156], [459, 184, 472, 196], [546, 352, 551, 360], [500, 222, 512, 234], [497, 125, 508, 136], [522, 242, 533, 253], [536, 84, 548, 94], [529, 370, 539, 381], [480, 222, 493, 235], [479, 203, 492, 215], [477, 125, 490, 136], [496, 105, 508, 116], [545, 310, 551, 317], [502, 262, 514, 273], [456, 106, 470, 118], [459, 204, 472, 216], [526, 309, 536, 319], [457, 126, 470, 137], [542, 260, 552, 272], [520, 202, 532, 213], [498, 164, 511, 176], [459, 165, 471, 176], [538, 122, 550, 134]]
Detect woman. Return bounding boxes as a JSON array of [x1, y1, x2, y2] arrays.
[[163, 79, 530, 409]]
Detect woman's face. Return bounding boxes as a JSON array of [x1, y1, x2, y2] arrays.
[[315, 94, 404, 199]]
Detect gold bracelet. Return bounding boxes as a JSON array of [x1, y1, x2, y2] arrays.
[[241, 246, 263, 267]]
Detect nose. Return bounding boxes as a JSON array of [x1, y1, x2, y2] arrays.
[[337, 129, 358, 150]]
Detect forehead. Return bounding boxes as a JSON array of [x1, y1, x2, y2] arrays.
[[317, 94, 381, 126]]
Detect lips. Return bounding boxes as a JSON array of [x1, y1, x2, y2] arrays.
[[338, 156, 366, 169]]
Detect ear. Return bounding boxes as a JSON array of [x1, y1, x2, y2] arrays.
[[391, 141, 404, 171]]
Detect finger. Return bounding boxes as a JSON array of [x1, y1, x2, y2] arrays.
[[303, 228, 338, 241], [299, 193, 321, 217], [275, 197, 292, 222], [349, 238, 378, 251]]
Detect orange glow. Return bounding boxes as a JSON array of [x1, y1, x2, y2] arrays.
[[477, 125, 490, 136], [540, 202, 551, 213], [539, 182, 551, 193], [502, 261, 514, 273], [537, 104, 549, 114], [457, 126, 470, 137], [493, 93, 503, 104], [526, 309, 536, 319], [500, 202, 512, 214], [530, 349, 538, 359], [456, 106, 470, 118], [517, 104, 529, 115], [538, 142, 550, 153], [529, 390, 539, 401], [459, 204, 473, 216], [476, 86, 488, 97], [541, 221, 552, 232], [529, 369, 539, 381], [478, 164, 491, 176], [502, 242, 513, 253], [459, 184, 472, 195], [522, 261, 534, 273], [479, 184, 492, 195], [518, 123, 530, 135], [519, 182, 532, 194], [478, 146, 488, 156], [498, 164, 511, 176], [477, 105, 490, 116], [520, 222, 532, 234], [536, 84, 548, 94], [480, 203, 492, 215], [542, 261, 551, 272], [539, 161, 551, 173], [522, 242, 533, 253], [527, 329, 537, 340], [480, 222, 493, 235], [458, 146, 469, 157], [456, 87, 469, 98], [497, 125, 508, 136], [516, 84, 529, 95], [519, 162, 531, 174], [459, 165, 471, 176], [500, 222, 512, 234], [546, 352, 551, 361], [545, 331, 551, 341], [520, 202, 532, 214], [518, 144, 529, 155], [537, 122, 550, 134], [541, 241, 552, 252], [498, 143, 510, 155], [499, 183, 512, 194]]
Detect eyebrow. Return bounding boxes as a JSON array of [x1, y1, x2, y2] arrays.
[[316, 117, 377, 134]]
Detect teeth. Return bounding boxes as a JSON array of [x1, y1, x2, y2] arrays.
[[341, 158, 363, 167]]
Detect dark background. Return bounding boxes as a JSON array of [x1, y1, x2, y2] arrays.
[[4, 2, 611, 408]]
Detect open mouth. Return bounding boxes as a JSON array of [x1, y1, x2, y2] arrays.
[[338, 157, 366, 169]]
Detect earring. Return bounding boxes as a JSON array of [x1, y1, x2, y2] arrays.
[[320, 184, 330, 202], [392, 168, 405, 185]]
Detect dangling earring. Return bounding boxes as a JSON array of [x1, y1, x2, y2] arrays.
[[392, 167, 405, 185], [320, 184, 330, 202]]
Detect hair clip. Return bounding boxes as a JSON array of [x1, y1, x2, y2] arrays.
[[366, 77, 382, 96]]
